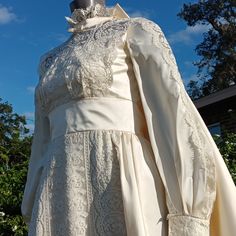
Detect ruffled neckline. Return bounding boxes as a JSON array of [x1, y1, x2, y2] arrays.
[[65, 3, 129, 33]]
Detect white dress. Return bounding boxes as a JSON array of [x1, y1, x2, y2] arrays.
[[21, 4, 236, 236]]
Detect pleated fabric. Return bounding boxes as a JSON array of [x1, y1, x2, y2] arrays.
[[28, 130, 167, 236]]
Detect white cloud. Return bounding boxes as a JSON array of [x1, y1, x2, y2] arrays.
[[128, 10, 152, 19], [22, 112, 35, 133], [23, 112, 34, 120], [168, 24, 211, 45], [0, 5, 17, 24], [121, 6, 153, 19], [27, 86, 35, 93]]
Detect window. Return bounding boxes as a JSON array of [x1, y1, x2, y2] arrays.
[[208, 122, 221, 136]]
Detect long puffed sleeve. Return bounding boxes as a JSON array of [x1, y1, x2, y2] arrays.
[[126, 17, 236, 236], [21, 89, 50, 226]]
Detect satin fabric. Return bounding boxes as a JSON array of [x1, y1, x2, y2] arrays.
[[125, 15, 236, 235], [48, 99, 147, 140], [21, 3, 236, 236]]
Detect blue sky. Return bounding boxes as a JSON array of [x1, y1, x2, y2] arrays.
[[0, 0, 207, 131]]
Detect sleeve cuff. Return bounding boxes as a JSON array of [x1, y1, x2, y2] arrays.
[[167, 215, 210, 236]]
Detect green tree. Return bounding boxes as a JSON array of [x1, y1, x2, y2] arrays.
[[213, 133, 236, 184], [0, 98, 32, 236], [186, 80, 203, 100], [178, 0, 236, 99]]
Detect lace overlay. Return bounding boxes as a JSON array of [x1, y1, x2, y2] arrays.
[[168, 215, 209, 236], [28, 130, 127, 236], [37, 19, 130, 113]]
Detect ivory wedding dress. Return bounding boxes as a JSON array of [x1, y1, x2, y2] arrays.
[[21, 3, 236, 236]]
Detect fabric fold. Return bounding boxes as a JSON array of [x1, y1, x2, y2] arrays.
[[21, 94, 51, 226], [115, 133, 168, 236]]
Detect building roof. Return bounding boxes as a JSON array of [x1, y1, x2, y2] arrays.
[[194, 85, 236, 109]]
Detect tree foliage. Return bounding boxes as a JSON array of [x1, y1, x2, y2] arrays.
[[0, 98, 32, 236], [213, 133, 236, 183], [178, 0, 236, 98]]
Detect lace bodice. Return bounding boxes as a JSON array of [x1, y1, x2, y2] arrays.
[[36, 18, 143, 115]]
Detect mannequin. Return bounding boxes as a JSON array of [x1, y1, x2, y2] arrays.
[[70, 0, 106, 12]]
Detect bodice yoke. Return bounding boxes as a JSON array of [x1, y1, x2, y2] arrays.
[[36, 18, 140, 116]]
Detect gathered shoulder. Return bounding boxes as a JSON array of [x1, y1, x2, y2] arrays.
[[127, 17, 185, 89], [130, 17, 162, 31], [129, 17, 172, 51], [128, 17, 178, 67], [128, 17, 164, 38]]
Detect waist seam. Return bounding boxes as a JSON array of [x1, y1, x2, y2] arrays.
[[51, 129, 144, 142]]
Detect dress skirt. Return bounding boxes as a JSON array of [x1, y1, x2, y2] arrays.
[[27, 99, 168, 236], [28, 130, 168, 236]]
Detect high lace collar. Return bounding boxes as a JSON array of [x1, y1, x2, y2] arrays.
[[65, 3, 129, 33]]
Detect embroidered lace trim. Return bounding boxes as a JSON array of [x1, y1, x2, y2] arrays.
[[28, 130, 127, 236], [167, 215, 209, 236]]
